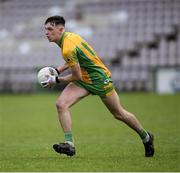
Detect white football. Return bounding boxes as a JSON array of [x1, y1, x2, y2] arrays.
[[37, 67, 58, 88]]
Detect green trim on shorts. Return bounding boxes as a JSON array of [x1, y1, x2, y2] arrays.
[[74, 77, 114, 97]]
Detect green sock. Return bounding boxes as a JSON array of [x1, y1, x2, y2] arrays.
[[139, 129, 149, 142], [65, 131, 73, 143]]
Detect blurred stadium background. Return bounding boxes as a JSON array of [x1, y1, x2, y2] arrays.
[[0, 0, 180, 93], [0, 1, 180, 171]]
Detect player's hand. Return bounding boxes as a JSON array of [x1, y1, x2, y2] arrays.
[[41, 75, 57, 88]]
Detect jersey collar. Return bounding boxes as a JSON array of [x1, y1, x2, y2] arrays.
[[58, 32, 67, 48]]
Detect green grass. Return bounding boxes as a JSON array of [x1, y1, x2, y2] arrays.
[[0, 92, 179, 171]]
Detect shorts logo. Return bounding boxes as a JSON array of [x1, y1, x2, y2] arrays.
[[104, 79, 110, 84]]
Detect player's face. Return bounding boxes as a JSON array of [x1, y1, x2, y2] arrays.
[[44, 22, 64, 43]]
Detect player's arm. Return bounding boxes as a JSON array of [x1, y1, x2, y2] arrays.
[[44, 41, 81, 87], [56, 43, 82, 83], [55, 63, 69, 74], [56, 63, 82, 84], [42, 63, 82, 88], [43, 60, 82, 87]]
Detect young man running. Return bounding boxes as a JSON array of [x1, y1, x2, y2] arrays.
[[42, 16, 154, 157]]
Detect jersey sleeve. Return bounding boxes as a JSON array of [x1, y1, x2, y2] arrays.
[[62, 39, 78, 67]]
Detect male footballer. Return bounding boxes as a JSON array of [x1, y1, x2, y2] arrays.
[[42, 16, 154, 157]]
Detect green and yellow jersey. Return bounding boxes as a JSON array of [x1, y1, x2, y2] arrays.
[[58, 31, 114, 97], [58, 32, 111, 84]]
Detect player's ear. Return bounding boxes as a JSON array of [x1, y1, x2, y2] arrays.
[[59, 26, 64, 33]]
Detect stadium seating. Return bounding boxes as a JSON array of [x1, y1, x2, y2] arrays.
[[0, 0, 179, 92]]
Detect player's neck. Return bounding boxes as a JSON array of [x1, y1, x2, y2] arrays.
[[57, 31, 66, 47]]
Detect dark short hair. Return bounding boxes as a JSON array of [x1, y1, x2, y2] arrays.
[[45, 16, 65, 26]]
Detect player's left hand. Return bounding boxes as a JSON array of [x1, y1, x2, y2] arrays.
[[41, 75, 56, 88]]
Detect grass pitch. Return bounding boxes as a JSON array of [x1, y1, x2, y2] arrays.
[[0, 92, 179, 171]]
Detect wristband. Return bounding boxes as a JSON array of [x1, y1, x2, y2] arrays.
[[55, 68, 60, 75], [56, 76, 60, 83]]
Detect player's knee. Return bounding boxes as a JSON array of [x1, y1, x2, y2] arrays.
[[56, 100, 68, 112]]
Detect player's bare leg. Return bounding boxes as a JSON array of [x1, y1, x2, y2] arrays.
[[53, 82, 89, 156], [101, 90, 143, 132], [56, 82, 89, 132], [101, 90, 154, 157]]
